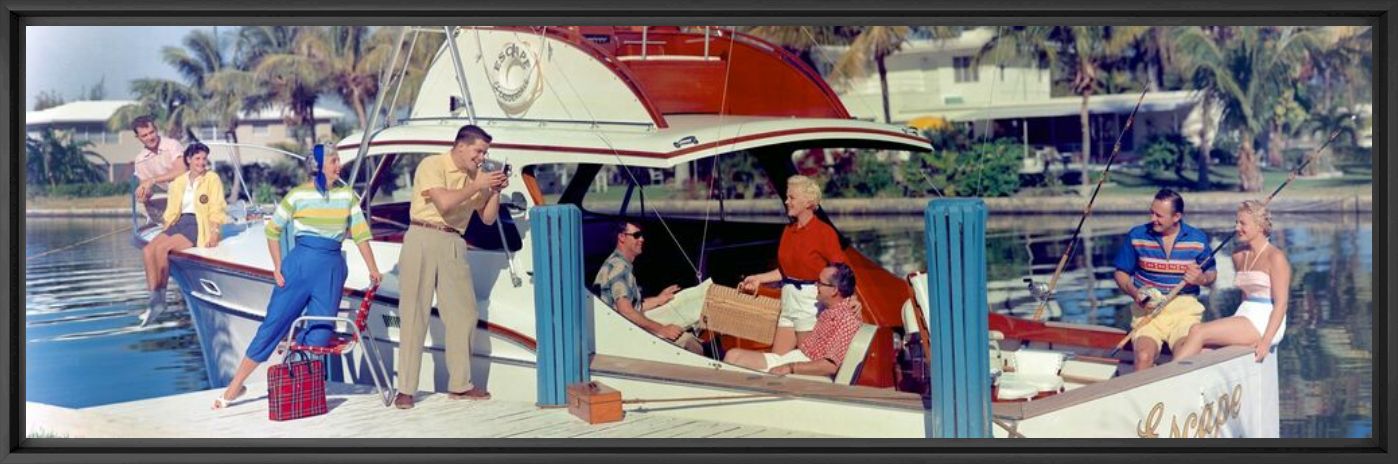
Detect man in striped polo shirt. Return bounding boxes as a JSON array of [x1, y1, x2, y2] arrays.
[[1113, 189, 1217, 370]]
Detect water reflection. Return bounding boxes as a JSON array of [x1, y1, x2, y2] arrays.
[[24, 217, 209, 408]]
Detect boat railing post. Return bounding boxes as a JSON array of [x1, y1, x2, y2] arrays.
[[531, 204, 590, 407], [923, 199, 991, 438]]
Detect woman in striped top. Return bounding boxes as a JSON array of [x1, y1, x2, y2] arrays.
[[213, 146, 383, 409]]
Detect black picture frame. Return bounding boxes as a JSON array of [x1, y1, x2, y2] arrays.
[[2, 0, 1392, 462]]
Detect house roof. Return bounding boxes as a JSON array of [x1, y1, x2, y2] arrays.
[[920, 90, 1200, 122], [25, 100, 345, 127]]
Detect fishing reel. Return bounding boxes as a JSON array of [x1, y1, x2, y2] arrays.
[[1023, 278, 1052, 304]]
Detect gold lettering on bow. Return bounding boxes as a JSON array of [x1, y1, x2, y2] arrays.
[[1137, 384, 1245, 438]]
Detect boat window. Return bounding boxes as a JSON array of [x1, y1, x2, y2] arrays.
[[367, 153, 431, 207], [535, 150, 781, 220]]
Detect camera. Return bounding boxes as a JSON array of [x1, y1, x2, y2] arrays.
[[481, 159, 512, 177]]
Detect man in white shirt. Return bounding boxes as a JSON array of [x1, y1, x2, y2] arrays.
[[130, 116, 186, 224]]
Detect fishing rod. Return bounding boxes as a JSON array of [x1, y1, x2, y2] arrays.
[[1108, 122, 1351, 356], [1028, 88, 1150, 321]]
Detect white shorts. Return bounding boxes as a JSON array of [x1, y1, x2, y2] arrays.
[[761, 350, 811, 372], [777, 283, 819, 332], [1234, 300, 1286, 346]]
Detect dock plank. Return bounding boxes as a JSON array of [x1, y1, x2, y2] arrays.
[[28, 381, 834, 439]]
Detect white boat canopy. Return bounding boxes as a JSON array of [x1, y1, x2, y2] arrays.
[[335, 114, 932, 169]]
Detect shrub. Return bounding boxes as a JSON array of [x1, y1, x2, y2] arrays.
[[32, 182, 132, 198], [900, 139, 1022, 197], [1139, 133, 1194, 179], [825, 150, 899, 198]]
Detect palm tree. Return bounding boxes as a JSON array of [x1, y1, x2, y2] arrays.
[[742, 26, 852, 72], [249, 26, 332, 148], [981, 26, 1147, 191], [289, 26, 386, 132], [373, 27, 445, 122], [1299, 106, 1361, 176], [25, 128, 106, 187], [163, 29, 226, 91], [1303, 26, 1371, 114], [1172, 26, 1321, 192], [829, 26, 912, 124], [108, 78, 203, 139]]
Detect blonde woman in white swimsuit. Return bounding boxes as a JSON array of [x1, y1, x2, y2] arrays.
[[1172, 200, 1290, 363]]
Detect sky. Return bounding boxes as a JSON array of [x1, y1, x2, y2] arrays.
[[25, 26, 200, 110], [25, 25, 354, 119]]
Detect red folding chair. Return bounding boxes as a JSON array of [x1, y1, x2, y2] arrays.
[[280, 284, 392, 407]]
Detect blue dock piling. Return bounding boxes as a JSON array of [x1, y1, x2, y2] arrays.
[[923, 199, 991, 438], [531, 205, 591, 407]]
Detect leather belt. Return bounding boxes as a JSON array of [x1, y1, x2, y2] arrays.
[[410, 219, 462, 235]]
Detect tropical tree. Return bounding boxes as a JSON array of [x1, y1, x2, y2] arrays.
[[741, 26, 852, 73], [250, 28, 333, 148], [25, 128, 106, 187], [1299, 106, 1361, 175], [107, 78, 203, 139], [1302, 26, 1371, 114], [981, 26, 1148, 191], [1172, 26, 1321, 192], [110, 29, 234, 140], [830, 26, 912, 124]]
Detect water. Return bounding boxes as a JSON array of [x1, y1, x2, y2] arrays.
[[24, 217, 208, 409], [24, 214, 1372, 438]]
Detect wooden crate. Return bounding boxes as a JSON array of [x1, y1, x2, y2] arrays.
[[701, 284, 782, 345], [566, 381, 623, 425]]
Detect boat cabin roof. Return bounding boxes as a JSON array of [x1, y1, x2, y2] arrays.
[[335, 114, 931, 169]]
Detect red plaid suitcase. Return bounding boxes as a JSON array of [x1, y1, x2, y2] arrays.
[[267, 351, 327, 421]]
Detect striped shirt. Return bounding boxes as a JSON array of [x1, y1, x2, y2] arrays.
[[1113, 222, 1215, 295], [265, 184, 372, 244]]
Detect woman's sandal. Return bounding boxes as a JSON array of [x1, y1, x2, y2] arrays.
[[211, 385, 247, 410]]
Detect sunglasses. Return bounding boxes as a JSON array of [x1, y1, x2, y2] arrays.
[[816, 280, 835, 288], [622, 231, 644, 239]]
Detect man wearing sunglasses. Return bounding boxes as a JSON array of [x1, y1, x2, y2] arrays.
[[593, 220, 706, 354], [722, 263, 863, 378]]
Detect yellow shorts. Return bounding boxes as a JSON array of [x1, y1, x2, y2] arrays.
[[1131, 295, 1205, 350]]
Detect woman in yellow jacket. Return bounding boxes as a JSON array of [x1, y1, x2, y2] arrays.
[[140, 142, 226, 327]]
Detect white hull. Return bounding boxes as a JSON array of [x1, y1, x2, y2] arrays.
[[164, 222, 1278, 438]]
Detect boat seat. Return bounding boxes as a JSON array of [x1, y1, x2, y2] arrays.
[[907, 272, 1008, 380], [996, 348, 1065, 401], [1060, 356, 1120, 391], [787, 323, 878, 385]]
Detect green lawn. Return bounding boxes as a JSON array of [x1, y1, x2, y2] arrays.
[[1094, 164, 1372, 198]]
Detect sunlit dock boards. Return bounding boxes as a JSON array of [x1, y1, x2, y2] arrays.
[[26, 381, 835, 439]]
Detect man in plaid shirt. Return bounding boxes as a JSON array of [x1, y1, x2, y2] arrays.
[[593, 220, 706, 354], [723, 262, 864, 377]]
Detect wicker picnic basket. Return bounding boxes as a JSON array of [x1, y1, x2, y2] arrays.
[[701, 284, 782, 345]]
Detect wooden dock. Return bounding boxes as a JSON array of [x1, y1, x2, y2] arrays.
[[26, 382, 835, 439]]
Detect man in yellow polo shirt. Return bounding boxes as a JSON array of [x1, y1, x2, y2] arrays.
[[393, 125, 508, 409]]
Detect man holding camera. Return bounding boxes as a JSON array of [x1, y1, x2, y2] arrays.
[[393, 124, 508, 409], [1113, 188, 1216, 371]]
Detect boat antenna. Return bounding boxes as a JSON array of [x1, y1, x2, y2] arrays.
[[1108, 122, 1351, 356], [1028, 87, 1149, 322], [445, 26, 478, 125], [696, 25, 743, 284]]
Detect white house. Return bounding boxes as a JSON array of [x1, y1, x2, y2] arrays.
[[26, 100, 344, 182], [819, 27, 1203, 164]]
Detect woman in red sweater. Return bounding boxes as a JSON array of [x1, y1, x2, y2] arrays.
[[739, 175, 848, 354]]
